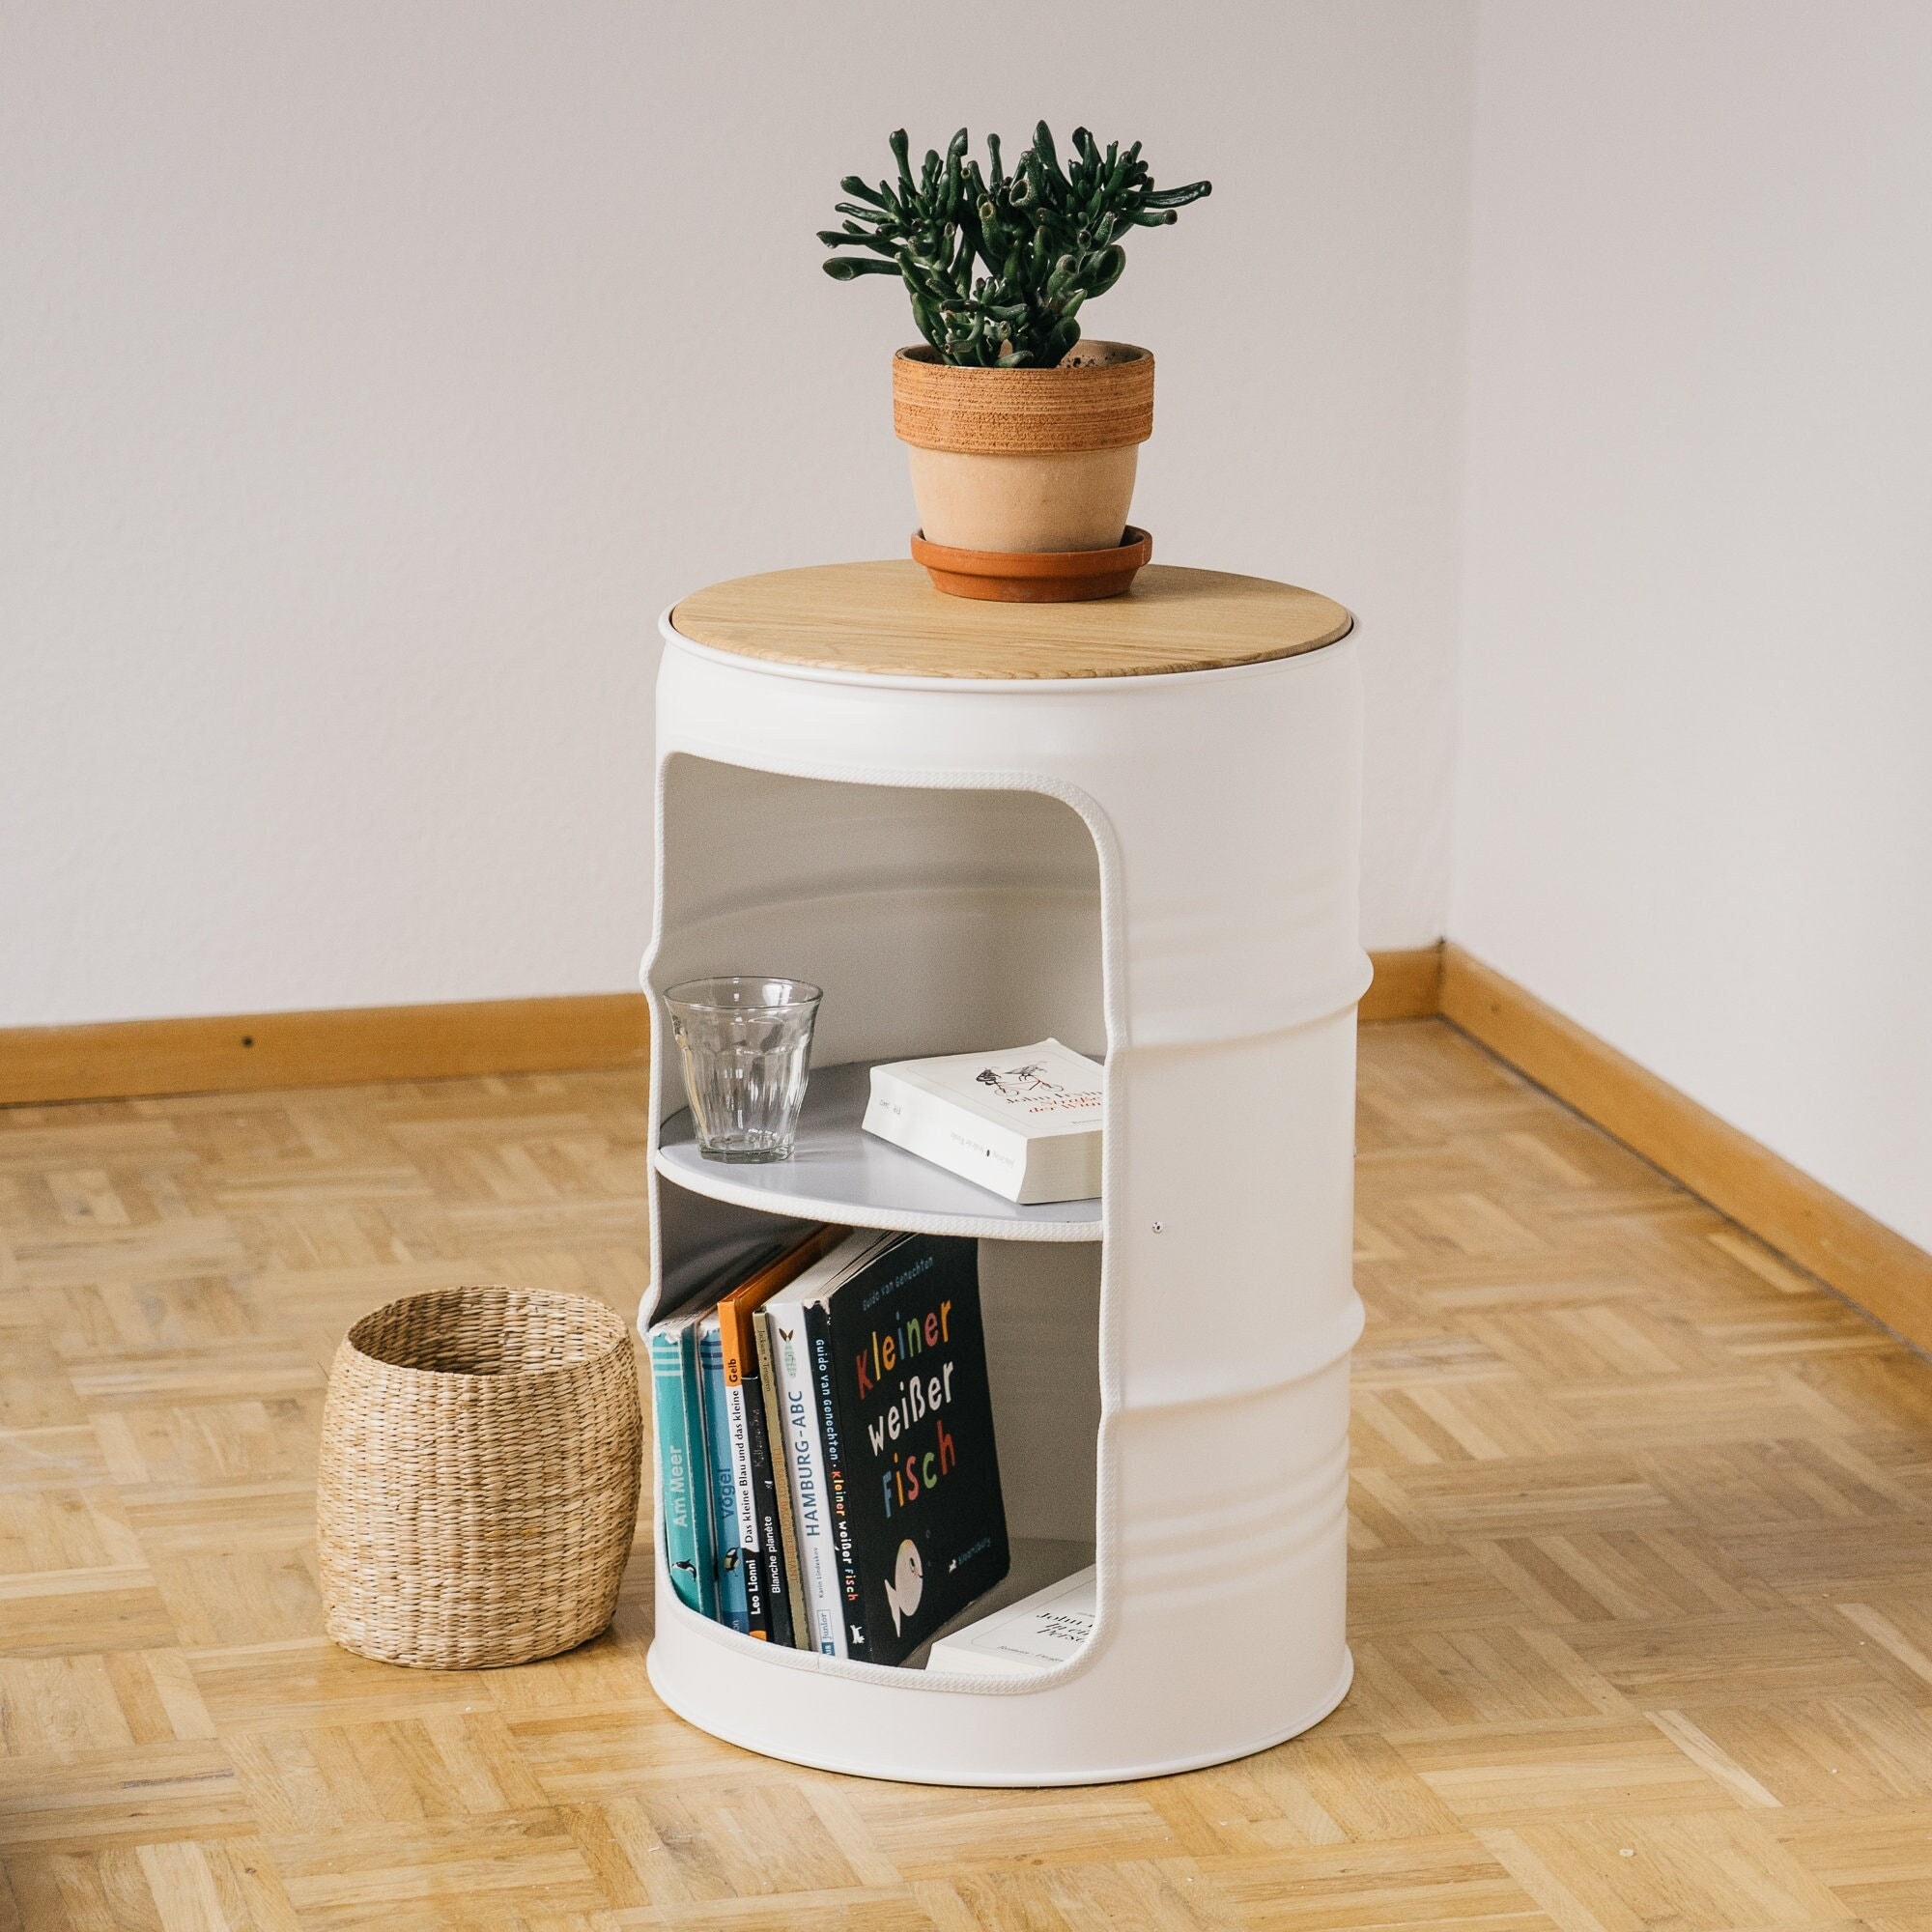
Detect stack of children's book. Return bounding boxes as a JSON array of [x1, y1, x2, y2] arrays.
[[649, 1227, 1011, 1665]]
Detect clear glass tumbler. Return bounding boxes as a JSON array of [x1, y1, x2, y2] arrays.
[[663, 977, 822, 1163]]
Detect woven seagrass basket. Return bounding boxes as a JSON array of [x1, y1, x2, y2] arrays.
[[317, 1286, 642, 1669]]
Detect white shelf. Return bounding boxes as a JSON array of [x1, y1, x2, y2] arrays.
[[655, 1059, 1101, 1243]]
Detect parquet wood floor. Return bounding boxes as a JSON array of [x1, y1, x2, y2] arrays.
[[3, 1021, 1931, 1930]]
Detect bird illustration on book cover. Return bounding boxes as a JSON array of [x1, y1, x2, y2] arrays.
[[829, 1235, 1009, 1665], [976, 1060, 1062, 1100]]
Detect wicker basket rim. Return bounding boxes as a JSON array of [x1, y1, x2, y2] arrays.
[[343, 1285, 633, 1382]]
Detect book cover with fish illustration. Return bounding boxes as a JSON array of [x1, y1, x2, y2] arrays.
[[821, 1233, 1009, 1665]]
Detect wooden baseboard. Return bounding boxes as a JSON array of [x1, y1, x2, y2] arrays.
[[0, 994, 650, 1107], [6, 950, 1435, 1109], [9, 946, 1925, 1356], [1439, 944, 1932, 1353], [1359, 944, 1444, 1023]]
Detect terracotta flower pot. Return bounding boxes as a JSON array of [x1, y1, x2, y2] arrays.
[[892, 342, 1154, 554]]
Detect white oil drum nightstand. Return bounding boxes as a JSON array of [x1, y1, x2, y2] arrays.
[[639, 560, 1367, 1785]]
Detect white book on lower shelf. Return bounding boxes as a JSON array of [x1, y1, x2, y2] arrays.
[[924, 1565, 1096, 1676], [862, 1038, 1103, 1206], [762, 1229, 898, 1660]]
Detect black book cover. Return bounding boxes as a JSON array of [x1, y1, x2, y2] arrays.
[[738, 1360, 794, 1647], [806, 1299, 867, 1658], [734, 1417, 772, 1640], [825, 1235, 1009, 1666], [725, 1373, 771, 1641], [754, 1316, 809, 1648]]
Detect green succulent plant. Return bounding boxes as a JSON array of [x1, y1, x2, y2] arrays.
[[820, 124, 1210, 368]]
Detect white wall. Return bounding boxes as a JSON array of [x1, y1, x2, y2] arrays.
[[1454, 2, 1932, 1250], [1, 3, 1475, 1030]]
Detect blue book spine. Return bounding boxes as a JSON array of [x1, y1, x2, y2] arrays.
[[649, 1329, 711, 1615], [675, 1323, 719, 1619], [699, 1321, 751, 1634], [648, 1320, 717, 1619]]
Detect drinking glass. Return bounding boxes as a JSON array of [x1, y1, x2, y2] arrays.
[[663, 977, 822, 1163]]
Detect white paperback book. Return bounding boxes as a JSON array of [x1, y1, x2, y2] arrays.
[[925, 1566, 1096, 1676], [762, 1229, 899, 1659], [862, 1037, 1103, 1205]]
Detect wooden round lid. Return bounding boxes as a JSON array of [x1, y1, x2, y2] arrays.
[[668, 561, 1351, 681]]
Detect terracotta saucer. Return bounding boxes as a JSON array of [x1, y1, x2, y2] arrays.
[[910, 526, 1152, 603]]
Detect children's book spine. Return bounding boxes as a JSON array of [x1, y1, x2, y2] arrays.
[[647, 1321, 711, 1618], [754, 1316, 809, 1648], [737, 1356, 794, 1646], [806, 1299, 868, 1662], [770, 1305, 848, 1657], [698, 1322, 751, 1634], [721, 1364, 773, 1639], [675, 1321, 719, 1619]]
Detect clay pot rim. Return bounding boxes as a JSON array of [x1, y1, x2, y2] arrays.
[[893, 340, 1152, 378], [893, 341, 1155, 455]]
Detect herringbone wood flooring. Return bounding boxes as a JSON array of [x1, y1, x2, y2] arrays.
[[3, 1020, 1931, 1929]]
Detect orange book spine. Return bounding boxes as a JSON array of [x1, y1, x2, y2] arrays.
[[718, 1225, 843, 1385], [717, 1224, 843, 1648]]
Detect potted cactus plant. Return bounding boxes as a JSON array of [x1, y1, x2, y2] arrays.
[[823, 125, 1209, 596]]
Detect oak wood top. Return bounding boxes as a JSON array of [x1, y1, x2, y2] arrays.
[[668, 559, 1352, 679]]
